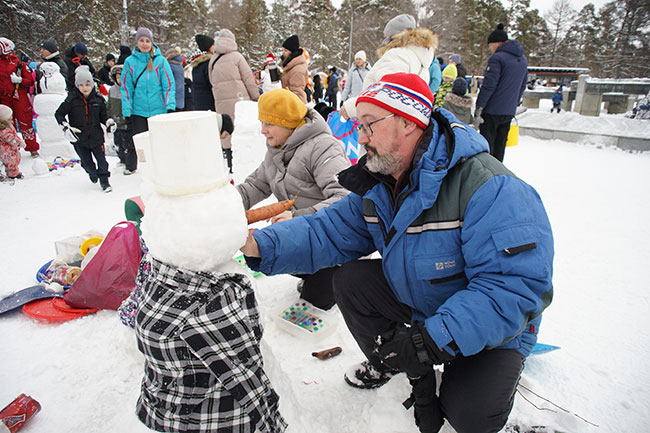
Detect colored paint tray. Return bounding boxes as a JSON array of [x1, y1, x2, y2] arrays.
[[272, 299, 336, 340]]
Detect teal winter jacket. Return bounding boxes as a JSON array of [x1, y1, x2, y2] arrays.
[[121, 44, 175, 118], [247, 108, 554, 358]]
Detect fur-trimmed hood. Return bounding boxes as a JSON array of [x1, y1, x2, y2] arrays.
[[377, 28, 438, 58], [444, 92, 473, 108], [190, 53, 211, 68]]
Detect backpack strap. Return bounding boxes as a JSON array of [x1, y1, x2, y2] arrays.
[[210, 53, 225, 74]]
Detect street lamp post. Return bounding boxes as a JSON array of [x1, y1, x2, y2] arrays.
[[121, 0, 129, 45]]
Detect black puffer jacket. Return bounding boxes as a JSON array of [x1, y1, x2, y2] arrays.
[[55, 87, 108, 148], [190, 53, 214, 111], [64, 47, 96, 91]]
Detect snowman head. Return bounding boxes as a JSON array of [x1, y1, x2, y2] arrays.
[[40, 61, 61, 78], [140, 111, 248, 272]]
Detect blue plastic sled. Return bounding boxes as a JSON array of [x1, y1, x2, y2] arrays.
[[0, 285, 65, 315], [530, 342, 560, 356]]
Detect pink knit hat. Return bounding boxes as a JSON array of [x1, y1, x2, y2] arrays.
[[356, 73, 434, 129]]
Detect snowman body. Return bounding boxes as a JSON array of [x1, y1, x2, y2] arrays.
[[33, 62, 73, 157]]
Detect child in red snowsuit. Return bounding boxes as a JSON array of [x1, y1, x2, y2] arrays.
[[0, 104, 25, 179], [0, 38, 39, 157]]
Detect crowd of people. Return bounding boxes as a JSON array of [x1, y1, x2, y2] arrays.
[[3, 16, 558, 433]]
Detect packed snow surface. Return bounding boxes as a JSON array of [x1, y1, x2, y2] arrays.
[[1, 104, 649, 433]]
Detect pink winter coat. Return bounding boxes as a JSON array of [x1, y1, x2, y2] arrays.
[[208, 37, 259, 149], [280, 51, 308, 104]]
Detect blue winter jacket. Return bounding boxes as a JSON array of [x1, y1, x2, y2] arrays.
[[476, 40, 528, 116], [428, 57, 442, 94], [551, 91, 563, 104], [121, 44, 175, 118], [248, 109, 554, 358], [168, 54, 185, 110]]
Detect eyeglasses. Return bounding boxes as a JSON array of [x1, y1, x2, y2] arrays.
[[355, 113, 395, 137]]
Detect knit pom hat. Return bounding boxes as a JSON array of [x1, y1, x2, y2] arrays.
[[258, 88, 307, 129], [195, 34, 214, 52], [383, 14, 416, 43], [282, 35, 300, 53], [0, 37, 15, 55], [451, 77, 467, 96], [135, 27, 154, 43], [74, 42, 88, 56], [75, 65, 93, 87], [354, 50, 367, 62], [442, 64, 458, 80], [41, 39, 58, 53], [356, 72, 433, 129], [0, 104, 13, 121], [488, 23, 508, 44], [448, 53, 461, 64], [265, 52, 276, 65]]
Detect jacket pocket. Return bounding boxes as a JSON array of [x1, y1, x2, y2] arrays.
[[414, 252, 466, 283], [490, 224, 545, 278]]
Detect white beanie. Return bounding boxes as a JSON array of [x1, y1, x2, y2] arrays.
[[0, 104, 13, 121], [75, 65, 93, 87], [0, 37, 15, 55], [354, 50, 367, 62]]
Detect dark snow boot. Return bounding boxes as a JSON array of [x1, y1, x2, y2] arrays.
[[100, 178, 112, 193], [403, 372, 444, 433]]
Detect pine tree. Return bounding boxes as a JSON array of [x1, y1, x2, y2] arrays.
[[510, 0, 550, 66], [235, 0, 270, 67], [561, 4, 599, 70]]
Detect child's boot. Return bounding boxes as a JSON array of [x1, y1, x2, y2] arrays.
[[100, 178, 112, 193]]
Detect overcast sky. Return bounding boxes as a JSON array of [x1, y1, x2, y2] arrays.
[[327, 0, 611, 15]]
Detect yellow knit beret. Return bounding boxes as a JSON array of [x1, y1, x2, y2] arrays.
[[258, 89, 308, 129]]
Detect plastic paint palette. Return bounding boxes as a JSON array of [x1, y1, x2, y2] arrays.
[[273, 300, 336, 339]]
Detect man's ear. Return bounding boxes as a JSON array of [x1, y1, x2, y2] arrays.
[[401, 118, 420, 136]]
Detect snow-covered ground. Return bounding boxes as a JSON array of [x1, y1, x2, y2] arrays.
[[1, 103, 649, 433]]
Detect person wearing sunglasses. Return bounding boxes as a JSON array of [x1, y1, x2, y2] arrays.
[[241, 73, 553, 433]]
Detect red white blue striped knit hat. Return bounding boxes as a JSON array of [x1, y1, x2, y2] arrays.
[[356, 73, 434, 129]]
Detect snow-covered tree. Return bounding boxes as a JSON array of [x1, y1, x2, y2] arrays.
[[544, 0, 575, 66]]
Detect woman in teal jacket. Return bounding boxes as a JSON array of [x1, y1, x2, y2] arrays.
[[120, 27, 175, 172]]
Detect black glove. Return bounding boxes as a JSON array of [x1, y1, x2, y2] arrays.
[[375, 325, 454, 377], [403, 373, 444, 433], [220, 114, 234, 135]]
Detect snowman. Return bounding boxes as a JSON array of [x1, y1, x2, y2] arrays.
[[134, 111, 287, 433], [33, 62, 74, 158]]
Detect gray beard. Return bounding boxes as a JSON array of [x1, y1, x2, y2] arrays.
[[365, 150, 403, 176]]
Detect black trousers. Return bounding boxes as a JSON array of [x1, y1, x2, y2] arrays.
[[73, 143, 110, 182], [295, 266, 339, 310], [114, 129, 137, 171], [479, 113, 513, 162], [333, 259, 525, 433], [123, 115, 149, 171]]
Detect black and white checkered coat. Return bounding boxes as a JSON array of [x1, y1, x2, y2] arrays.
[[135, 256, 287, 433]]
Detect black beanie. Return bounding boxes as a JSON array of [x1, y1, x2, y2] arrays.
[[119, 45, 131, 55], [451, 77, 467, 96], [487, 23, 508, 44], [195, 34, 214, 52], [106, 53, 116, 62], [282, 35, 300, 52], [41, 38, 58, 53]]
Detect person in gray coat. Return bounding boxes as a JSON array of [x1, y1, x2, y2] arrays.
[[236, 88, 350, 309], [442, 77, 473, 125], [165, 47, 185, 111], [341, 50, 370, 102]]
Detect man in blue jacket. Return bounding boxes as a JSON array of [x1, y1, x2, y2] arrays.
[[242, 73, 553, 433], [474, 23, 528, 162]]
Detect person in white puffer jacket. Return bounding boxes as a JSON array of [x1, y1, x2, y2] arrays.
[[343, 14, 438, 118]]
